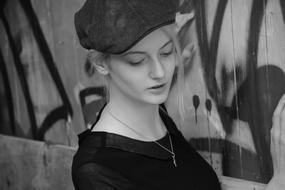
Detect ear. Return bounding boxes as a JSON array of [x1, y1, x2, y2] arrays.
[[93, 60, 109, 75]]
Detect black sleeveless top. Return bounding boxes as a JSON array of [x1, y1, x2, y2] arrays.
[[72, 106, 221, 190]]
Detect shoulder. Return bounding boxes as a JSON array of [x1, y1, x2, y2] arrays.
[[72, 162, 132, 190], [71, 130, 133, 189], [72, 130, 102, 176]]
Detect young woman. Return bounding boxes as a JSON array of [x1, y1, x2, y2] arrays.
[[71, 0, 285, 189], [72, 0, 221, 189]]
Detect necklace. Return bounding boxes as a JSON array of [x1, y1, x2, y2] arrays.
[[107, 109, 177, 167]]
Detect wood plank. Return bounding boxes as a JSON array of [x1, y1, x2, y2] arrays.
[[0, 134, 76, 190]]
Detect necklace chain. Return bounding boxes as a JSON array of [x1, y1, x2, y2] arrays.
[[107, 109, 177, 167]]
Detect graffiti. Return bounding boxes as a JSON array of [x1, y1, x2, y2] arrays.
[[19, 0, 74, 140], [280, 0, 285, 23], [228, 65, 285, 182], [192, 95, 199, 123], [183, 0, 285, 183], [0, 12, 38, 138], [79, 86, 106, 126], [0, 0, 73, 140], [195, 0, 228, 103], [0, 49, 16, 135], [243, 0, 272, 181]]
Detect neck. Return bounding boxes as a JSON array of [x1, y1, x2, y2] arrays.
[[106, 90, 165, 139]]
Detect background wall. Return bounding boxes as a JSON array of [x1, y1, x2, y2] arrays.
[[168, 0, 285, 183], [0, 0, 284, 188], [0, 0, 93, 145]]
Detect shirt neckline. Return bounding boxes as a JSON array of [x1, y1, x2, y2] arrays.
[[78, 104, 180, 159]]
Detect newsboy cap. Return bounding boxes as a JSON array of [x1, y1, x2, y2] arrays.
[[74, 0, 178, 54]]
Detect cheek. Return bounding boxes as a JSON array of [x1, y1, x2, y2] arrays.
[[164, 56, 176, 77], [110, 64, 146, 91], [121, 73, 141, 89]]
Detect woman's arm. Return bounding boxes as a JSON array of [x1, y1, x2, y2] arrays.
[[266, 94, 285, 190]]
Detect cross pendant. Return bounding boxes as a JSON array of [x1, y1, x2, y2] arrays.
[[172, 154, 177, 167]]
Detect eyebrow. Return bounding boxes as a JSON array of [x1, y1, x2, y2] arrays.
[[121, 40, 173, 57], [161, 40, 173, 49]]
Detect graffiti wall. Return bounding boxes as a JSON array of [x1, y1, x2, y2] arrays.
[[168, 0, 285, 184], [0, 0, 285, 186], [0, 0, 106, 145]]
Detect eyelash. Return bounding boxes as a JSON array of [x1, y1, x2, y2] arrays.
[[128, 48, 174, 65], [129, 58, 145, 66], [160, 49, 174, 57], [160, 51, 173, 57]]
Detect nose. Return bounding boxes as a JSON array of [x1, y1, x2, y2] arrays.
[[149, 57, 165, 79]]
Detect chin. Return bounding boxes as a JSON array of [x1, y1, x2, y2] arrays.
[[144, 93, 169, 105]]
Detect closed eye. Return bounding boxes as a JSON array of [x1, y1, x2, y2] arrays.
[[160, 50, 173, 57], [128, 58, 145, 66], [160, 41, 174, 57]]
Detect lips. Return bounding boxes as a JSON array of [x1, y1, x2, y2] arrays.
[[149, 83, 166, 89]]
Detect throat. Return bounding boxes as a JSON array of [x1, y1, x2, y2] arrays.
[[105, 103, 167, 140]]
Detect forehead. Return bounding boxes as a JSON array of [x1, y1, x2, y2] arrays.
[[125, 25, 174, 53]]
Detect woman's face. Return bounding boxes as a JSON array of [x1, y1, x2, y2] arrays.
[[107, 26, 176, 105]]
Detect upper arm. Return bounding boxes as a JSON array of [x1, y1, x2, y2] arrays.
[[72, 162, 132, 190]]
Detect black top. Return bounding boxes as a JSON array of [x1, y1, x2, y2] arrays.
[[72, 106, 221, 190]]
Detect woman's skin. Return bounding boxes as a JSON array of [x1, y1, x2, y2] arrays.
[[92, 25, 177, 141]]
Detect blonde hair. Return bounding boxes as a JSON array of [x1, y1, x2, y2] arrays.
[[163, 25, 186, 120], [87, 25, 185, 119]]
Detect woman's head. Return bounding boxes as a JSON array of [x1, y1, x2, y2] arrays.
[[91, 25, 178, 104], [75, 0, 186, 116], [88, 25, 186, 117]]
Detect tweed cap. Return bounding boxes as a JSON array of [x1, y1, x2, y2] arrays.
[[74, 0, 178, 54]]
